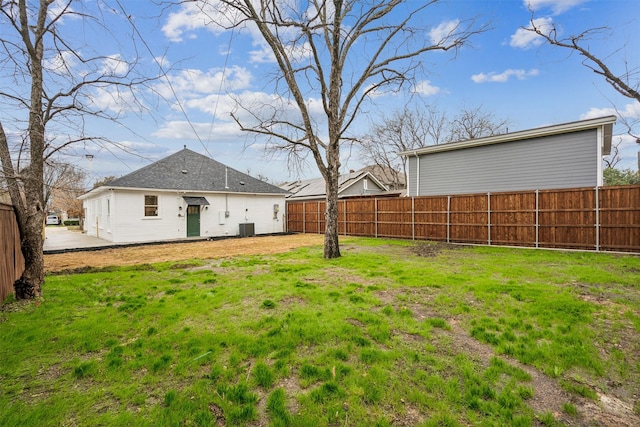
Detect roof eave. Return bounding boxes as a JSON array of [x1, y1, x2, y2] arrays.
[[398, 115, 618, 157]]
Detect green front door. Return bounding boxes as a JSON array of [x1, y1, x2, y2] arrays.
[[186, 205, 200, 237]]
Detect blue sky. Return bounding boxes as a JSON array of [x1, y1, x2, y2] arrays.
[[3, 0, 639, 185]]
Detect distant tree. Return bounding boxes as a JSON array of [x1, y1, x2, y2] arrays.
[[46, 162, 86, 219], [92, 176, 118, 190], [447, 105, 509, 142], [603, 167, 640, 186], [208, 0, 486, 259], [361, 105, 508, 189]]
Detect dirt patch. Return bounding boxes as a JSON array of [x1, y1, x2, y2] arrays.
[[410, 242, 456, 257], [45, 234, 324, 273]]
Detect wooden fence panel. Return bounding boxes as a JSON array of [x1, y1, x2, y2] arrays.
[[285, 185, 640, 253], [490, 192, 536, 247], [1, 203, 24, 302], [599, 185, 640, 252], [301, 201, 323, 234], [450, 194, 488, 244], [538, 188, 596, 249], [343, 199, 375, 236], [413, 196, 448, 241], [286, 202, 305, 233], [377, 198, 412, 238]]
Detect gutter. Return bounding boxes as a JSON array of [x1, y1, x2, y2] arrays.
[[398, 115, 617, 157]]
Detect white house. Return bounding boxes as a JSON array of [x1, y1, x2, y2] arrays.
[[399, 115, 616, 197], [79, 148, 288, 243]]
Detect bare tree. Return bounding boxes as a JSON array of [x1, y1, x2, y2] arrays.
[[527, 17, 640, 146], [207, 0, 486, 258], [361, 104, 508, 189], [447, 105, 509, 142], [0, 1, 154, 299], [361, 106, 447, 189], [45, 161, 87, 219]]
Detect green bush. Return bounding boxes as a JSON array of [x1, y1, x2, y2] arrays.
[[63, 219, 80, 226]]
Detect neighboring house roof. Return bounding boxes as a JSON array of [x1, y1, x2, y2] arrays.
[[80, 148, 288, 198], [358, 165, 406, 189], [398, 115, 616, 157], [280, 170, 388, 200]]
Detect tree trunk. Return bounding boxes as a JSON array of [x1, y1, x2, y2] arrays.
[[323, 157, 341, 259], [14, 211, 44, 299]]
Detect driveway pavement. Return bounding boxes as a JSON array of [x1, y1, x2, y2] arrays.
[[43, 226, 114, 252]]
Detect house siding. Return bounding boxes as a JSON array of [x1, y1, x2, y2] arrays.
[[409, 129, 598, 196], [83, 190, 285, 243], [340, 178, 384, 197]]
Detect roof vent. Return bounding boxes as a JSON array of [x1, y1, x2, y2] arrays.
[[240, 181, 245, 185], [181, 170, 188, 174]]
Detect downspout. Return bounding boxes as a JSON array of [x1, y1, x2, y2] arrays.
[[413, 151, 420, 197], [596, 125, 603, 187]]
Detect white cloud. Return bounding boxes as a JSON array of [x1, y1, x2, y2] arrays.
[[47, 0, 80, 22], [413, 80, 441, 96], [471, 68, 539, 83], [429, 19, 461, 45], [612, 134, 640, 171], [44, 50, 77, 75], [525, 0, 588, 15], [153, 120, 244, 140], [510, 17, 554, 49], [100, 54, 129, 76], [162, 1, 236, 42], [155, 66, 253, 101], [88, 87, 138, 114], [580, 102, 640, 120]]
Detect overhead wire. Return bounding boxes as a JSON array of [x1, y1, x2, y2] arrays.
[[115, 0, 213, 159]]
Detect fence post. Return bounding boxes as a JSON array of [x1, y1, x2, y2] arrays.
[[487, 192, 491, 246], [375, 198, 378, 238], [447, 195, 451, 243], [595, 186, 600, 252], [343, 200, 347, 236], [317, 201, 321, 234], [535, 190, 539, 248], [412, 197, 415, 241]]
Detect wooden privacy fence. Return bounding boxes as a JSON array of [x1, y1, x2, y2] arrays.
[[0, 203, 24, 301], [286, 185, 640, 253]]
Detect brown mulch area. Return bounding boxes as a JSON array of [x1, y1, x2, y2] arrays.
[[44, 234, 324, 273]]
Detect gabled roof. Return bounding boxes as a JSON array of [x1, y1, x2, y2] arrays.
[[398, 115, 616, 157], [83, 148, 287, 196], [358, 165, 406, 188], [280, 170, 387, 200]]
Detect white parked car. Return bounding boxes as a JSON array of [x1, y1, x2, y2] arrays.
[[46, 215, 60, 225]]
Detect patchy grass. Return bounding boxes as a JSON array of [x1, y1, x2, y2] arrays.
[[1, 237, 639, 426]]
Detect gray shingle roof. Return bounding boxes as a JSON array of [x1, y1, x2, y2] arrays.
[[106, 148, 287, 194]]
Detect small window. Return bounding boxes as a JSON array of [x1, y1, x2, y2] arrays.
[[363, 178, 368, 191], [144, 195, 158, 217]]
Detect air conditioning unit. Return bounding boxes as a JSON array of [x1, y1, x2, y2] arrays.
[[239, 223, 255, 237]]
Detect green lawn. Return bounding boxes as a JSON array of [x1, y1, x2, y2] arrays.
[[1, 238, 639, 426]]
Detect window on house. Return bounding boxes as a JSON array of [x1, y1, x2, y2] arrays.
[[363, 178, 368, 191], [144, 195, 158, 216]]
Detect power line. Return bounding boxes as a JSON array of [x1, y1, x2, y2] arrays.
[[115, 0, 212, 159]]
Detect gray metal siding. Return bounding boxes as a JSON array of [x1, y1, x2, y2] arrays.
[[415, 129, 598, 196]]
